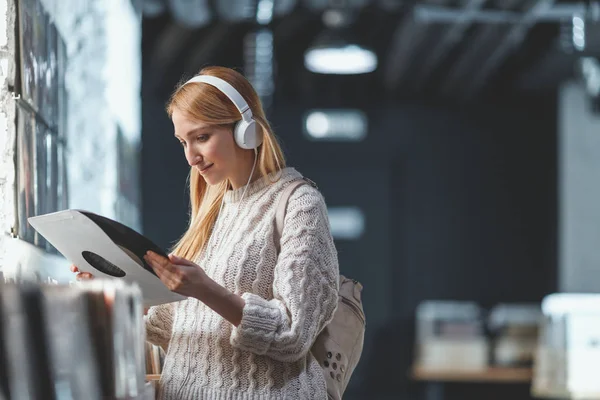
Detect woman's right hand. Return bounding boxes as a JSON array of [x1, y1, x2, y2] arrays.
[[69, 264, 95, 280]]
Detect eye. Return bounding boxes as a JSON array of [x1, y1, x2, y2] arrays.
[[197, 134, 210, 142], [178, 141, 186, 147]]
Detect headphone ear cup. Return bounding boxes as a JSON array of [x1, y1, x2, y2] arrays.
[[234, 120, 262, 149]]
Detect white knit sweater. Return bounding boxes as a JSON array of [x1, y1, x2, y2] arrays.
[[145, 168, 339, 400]]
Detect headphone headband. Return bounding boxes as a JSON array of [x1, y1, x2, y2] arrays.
[[183, 75, 253, 123], [181, 74, 262, 150]]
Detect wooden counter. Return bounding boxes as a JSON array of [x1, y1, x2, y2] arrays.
[[411, 365, 532, 383]]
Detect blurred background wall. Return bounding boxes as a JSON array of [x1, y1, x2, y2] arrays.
[[143, 94, 558, 399], [139, 1, 578, 398]]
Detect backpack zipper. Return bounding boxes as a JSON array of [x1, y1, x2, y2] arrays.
[[340, 296, 365, 325]]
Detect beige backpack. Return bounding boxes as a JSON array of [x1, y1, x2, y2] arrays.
[[274, 178, 366, 400]]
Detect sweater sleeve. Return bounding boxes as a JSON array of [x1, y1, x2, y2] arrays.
[[145, 302, 175, 351], [230, 185, 339, 362]]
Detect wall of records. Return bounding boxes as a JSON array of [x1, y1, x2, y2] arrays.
[[15, 0, 68, 250], [12, 0, 142, 258]]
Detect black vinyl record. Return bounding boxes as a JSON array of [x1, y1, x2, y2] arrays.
[[78, 211, 167, 278]]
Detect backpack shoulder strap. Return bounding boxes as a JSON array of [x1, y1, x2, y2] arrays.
[[274, 178, 317, 253]]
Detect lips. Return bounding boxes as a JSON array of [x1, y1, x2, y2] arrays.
[[199, 163, 213, 173]]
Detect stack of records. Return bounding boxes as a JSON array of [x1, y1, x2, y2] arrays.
[[1, 284, 56, 400], [38, 284, 102, 400], [0, 280, 146, 400], [78, 279, 146, 399]]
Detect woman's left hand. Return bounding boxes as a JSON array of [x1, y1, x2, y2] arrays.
[[144, 251, 208, 298]]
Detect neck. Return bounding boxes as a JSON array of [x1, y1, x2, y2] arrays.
[[229, 150, 260, 190]]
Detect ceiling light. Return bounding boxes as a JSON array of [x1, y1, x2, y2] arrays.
[[304, 109, 367, 141], [304, 44, 377, 75], [304, 8, 377, 75], [305, 112, 330, 138]]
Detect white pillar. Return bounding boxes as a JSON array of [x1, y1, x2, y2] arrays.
[[559, 82, 600, 292]]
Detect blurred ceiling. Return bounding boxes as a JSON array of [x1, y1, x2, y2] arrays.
[[141, 0, 600, 107]]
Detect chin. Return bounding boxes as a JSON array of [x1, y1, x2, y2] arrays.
[[198, 168, 225, 186]]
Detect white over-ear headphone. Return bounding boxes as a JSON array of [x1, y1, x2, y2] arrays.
[[183, 75, 263, 150]]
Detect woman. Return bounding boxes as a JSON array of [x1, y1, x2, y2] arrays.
[[71, 66, 339, 399]]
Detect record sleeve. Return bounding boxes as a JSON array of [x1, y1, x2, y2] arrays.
[[28, 210, 186, 306], [18, 0, 37, 108], [40, 285, 102, 400], [15, 104, 36, 244]]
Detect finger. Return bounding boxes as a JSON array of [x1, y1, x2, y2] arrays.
[[145, 251, 173, 269], [145, 253, 179, 283], [146, 254, 187, 292], [144, 253, 164, 272], [76, 272, 94, 281], [70, 265, 79, 273], [152, 265, 181, 292], [168, 254, 196, 267], [147, 252, 184, 279]]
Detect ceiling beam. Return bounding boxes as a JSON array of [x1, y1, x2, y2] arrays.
[[462, 0, 557, 99], [437, 0, 523, 98], [411, 0, 488, 90], [382, 0, 450, 93]]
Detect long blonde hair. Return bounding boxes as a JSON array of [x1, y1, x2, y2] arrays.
[[166, 66, 286, 261]]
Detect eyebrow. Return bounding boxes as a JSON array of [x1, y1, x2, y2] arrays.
[[174, 126, 210, 140]]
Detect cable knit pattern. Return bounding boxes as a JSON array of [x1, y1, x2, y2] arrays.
[[145, 302, 175, 352], [144, 168, 339, 400]]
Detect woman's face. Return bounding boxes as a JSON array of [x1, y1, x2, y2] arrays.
[[172, 108, 239, 186]]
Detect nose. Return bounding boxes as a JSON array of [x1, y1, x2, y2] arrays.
[[185, 147, 202, 167]]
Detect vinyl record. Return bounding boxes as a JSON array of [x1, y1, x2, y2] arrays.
[[28, 210, 185, 306], [79, 211, 167, 277], [40, 285, 102, 400]]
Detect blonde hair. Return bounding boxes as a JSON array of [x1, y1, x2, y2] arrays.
[[166, 66, 286, 261]]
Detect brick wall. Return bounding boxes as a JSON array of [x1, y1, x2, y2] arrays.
[[0, 0, 19, 280]]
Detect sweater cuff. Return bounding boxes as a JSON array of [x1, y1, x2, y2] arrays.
[[230, 293, 282, 355], [144, 312, 171, 350]]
